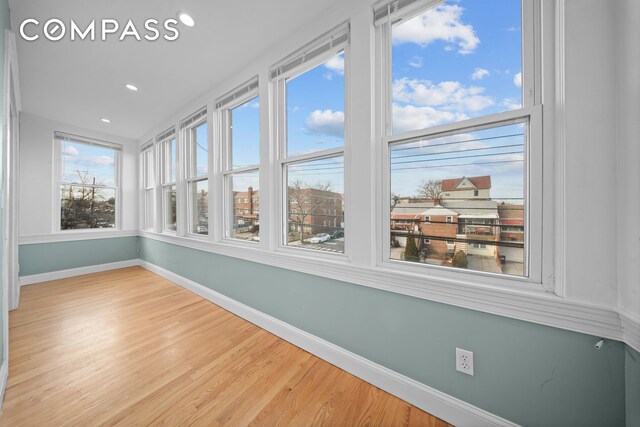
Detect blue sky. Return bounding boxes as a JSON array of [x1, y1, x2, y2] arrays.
[[230, 0, 524, 199], [231, 97, 260, 169], [62, 140, 116, 187], [390, 0, 524, 200], [193, 122, 208, 176]]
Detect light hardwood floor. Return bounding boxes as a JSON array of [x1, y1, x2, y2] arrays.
[[0, 267, 452, 426]]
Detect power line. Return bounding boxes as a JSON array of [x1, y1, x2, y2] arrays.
[[392, 150, 524, 166], [391, 133, 525, 152], [391, 159, 524, 171], [391, 143, 524, 160]]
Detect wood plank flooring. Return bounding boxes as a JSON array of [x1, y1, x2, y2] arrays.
[[0, 267, 452, 426]]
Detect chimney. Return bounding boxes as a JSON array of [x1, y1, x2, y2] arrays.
[[433, 197, 440, 206]]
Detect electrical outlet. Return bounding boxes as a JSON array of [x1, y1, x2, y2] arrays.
[[456, 348, 474, 376]]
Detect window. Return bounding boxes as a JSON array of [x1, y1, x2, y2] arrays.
[[272, 23, 349, 254], [141, 142, 154, 230], [182, 108, 209, 236], [157, 127, 177, 232], [55, 132, 120, 230], [379, 0, 539, 280], [218, 77, 260, 242]]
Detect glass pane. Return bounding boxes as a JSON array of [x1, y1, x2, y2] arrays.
[[192, 122, 208, 178], [390, 121, 526, 276], [286, 156, 344, 253], [392, 0, 522, 134], [228, 171, 259, 241], [191, 180, 209, 235], [170, 139, 177, 182], [231, 96, 260, 169], [61, 140, 116, 186], [286, 52, 345, 156], [60, 185, 116, 230], [163, 185, 177, 231], [144, 188, 154, 230]]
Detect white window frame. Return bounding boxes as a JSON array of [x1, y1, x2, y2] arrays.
[[181, 108, 209, 239], [375, 0, 548, 291], [140, 141, 154, 231], [53, 132, 122, 233], [217, 77, 260, 244], [156, 127, 178, 234], [271, 22, 351, 260]]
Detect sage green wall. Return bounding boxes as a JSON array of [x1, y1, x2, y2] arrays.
[[0, 0, 12, 369], [626, 345, 640, 427], [140, 237, 625, 427], [18, 236, 139, 276]]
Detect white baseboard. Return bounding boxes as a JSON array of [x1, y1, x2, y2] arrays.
[[18, 259, 140, 287], [0, 361, 7, 412], [139, 260, 517, 427]]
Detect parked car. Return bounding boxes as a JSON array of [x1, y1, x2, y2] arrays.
[[331, 230, 344, 239], [308, 233, 330, 244], [196, 225, 208, 234]]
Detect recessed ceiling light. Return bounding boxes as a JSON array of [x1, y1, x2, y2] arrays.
[[178, 12, 195, 27], [125, 84, 138, 91], [101, 118, 111, 123]]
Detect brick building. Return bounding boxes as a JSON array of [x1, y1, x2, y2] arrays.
[[233, 187, 259, 229], [288, 187, 343, 237]]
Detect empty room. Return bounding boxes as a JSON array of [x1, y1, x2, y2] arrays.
[[0, 0, 638, 425]]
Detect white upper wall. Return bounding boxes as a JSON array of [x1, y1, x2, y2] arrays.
[[19, 113, 139, 237], [616, 0, 640, 319], [562, 0, 618, 306]]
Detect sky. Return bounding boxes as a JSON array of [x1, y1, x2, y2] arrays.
[[62, 139, 116, 188], [390, 0, 524, 200], [217, 0, 524, 200]]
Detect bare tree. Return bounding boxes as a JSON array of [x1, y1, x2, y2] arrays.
[[391, 192, 400, 212], [62, 170, 113, 229], [288, 179, 334, 244], [417, 179, 442, 200]]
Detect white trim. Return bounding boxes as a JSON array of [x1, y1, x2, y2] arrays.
[[139, 260, 517, 427], [19, 229, 138, 245], [139, 232, 624, 342], [619, 310, 640, 354], [551, 0, 566, 296], [0, 361, 7, 410], [18, 259, 140, 286]]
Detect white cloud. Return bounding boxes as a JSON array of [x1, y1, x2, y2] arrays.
[[471, 67, 490, 80], [324, 55, 344, 75], [64, 145, 79, 156], [250, 101, 259, 109], [502, 98, 522, 111], [323, 72, 333, 81], [409, 56, 423, 68], [90, 156, 115, 166], [513, 72, 522, 87], [393, 4, 480, 54], [506, 26, 520, 32], [392, 104, 467, 134], [306, 109, 345, 138], [393, 78, 495, 113]]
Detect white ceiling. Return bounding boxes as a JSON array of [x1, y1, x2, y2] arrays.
[[9, 0, 341, 140]]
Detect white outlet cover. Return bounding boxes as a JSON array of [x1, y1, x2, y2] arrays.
[[456, 347, 474, 376]]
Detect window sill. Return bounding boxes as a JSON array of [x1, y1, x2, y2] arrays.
[[139, 230, 623, 342], [19, 229, 137, 245]]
